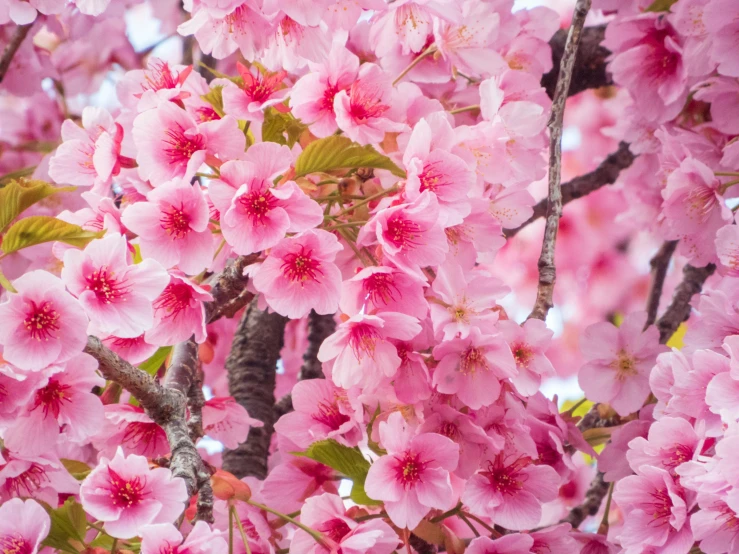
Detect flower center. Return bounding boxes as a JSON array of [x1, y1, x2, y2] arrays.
[[160, 205, 191, 239], [685, 185, 718, 223], [122, 421, 166, 455], [610, 349, 637, 381], [320, 82, 340, 111], [663, 443, 694, 470], [163, 125, 205, 165], [312, 401, 350, 431], [153, 282, 194, 320], [23, 300, 60, 341], [33, 379, 72, 419], [419, 162, 448, 194], [395, 451, 426, 489], [86, 266, 128, 304], [647, 487, 673, 523], [243, 70, 285, 103], [238, 189, 278, 225], [385, 215, 421, 249], [0, 534, 32, 554], [281, 248, 322, 284], [348, 81, 389, 122], [483, 455, 530, 496], [2, 462, 49, 498], [460, 347, 488, 374], [364, 272, 400, 306], [439, 422, 459, 441], [107, 468, 146, 508], [348, 324, 380, 359], [512, 343, 534, 368], [317, 518, 352, 544], [142, 60, 182, 92]]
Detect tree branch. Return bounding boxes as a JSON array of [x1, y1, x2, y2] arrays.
[[562, 472, 608, 528], [85, 336, 214, 522], [222, 300, 288, 479], [656, 262, 716, 344], [205, 254, 259, 323], [528, 0, 592, 321], [543, 24, 611, 99], [645, 241, 679, 328], [506, 142, 635, 238], [0, 24, 33, 84]]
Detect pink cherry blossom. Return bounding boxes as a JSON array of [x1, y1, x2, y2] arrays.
[[3, 352, 104, 455], [49, 106, 124, 190], [221, 62, 289, 122], [333, 63, 406, 144], [462, 453, 560, 531], [432, 327, 517, 409], [62, 234, 169, 338], [358, 191, 448, 280], [0, 450, 80, 505], [290, 493, 397, 554], [95, 404, 170, 459], [290, 42, 359, 138], [429, 260, 508, 341], [117, 57, 195, 112], [145, 273, 212, 346], [132, 100, 245, 186], [202, 397, 263, 450], [141, 521, 228, 554], [626, 416, 700, 476], [80, 449, 188, 539], [498, 319, 555, 397], [252, 229, 343, 319], [0, 270, 88, 372], [318, 311, 421, 390], [715, 223, 739, 277], [274, 379, 360, 448], [691, 493, 739, 554], [480, 70, 550, 138], [208, 143, 323, 255], [364, 412, 459, 530], [577, 311, 666, 417], [261, 15, 332, 72], [0, 498, 50, 554], [101, 334, 159, 365], [121, 179, 213, 275], [704, 0, 739, 77], [613, 466, 693, 552], [339, 265, 428, 319]]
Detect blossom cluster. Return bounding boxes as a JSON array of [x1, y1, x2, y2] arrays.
[[0, 0, 738, 553]]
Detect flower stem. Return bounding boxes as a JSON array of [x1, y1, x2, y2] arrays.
[[247, 500, 325, 545], [598, 482, 615, 535], [719, 179, 739, 194], [231, 505, 253, 554], [393, 44, 437, 86], [458, 512, 481, 537], [229, 503, 234, 554], [462, 511, 501, 538], [430, 502, 462, 523], [715, 171, 739, 177], [334, 186, 398, 218], [449, 104, 480, 115]]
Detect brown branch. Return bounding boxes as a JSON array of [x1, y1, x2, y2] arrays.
[[85, 336, 214, 522], [222, 300, 288, 479], [205, 254, 259, 323], [528, 0, 592, 321], [543, 24, 612, 99], [0, 24, 33, 84], [645, 241, 679, 328], [656, 262, 716, 344], [562, 472, 608, 528], [506, 142, 635, 238]]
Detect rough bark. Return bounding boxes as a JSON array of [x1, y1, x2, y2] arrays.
[[0, 24, 33, 84], [222, 301, 288, 479], [562, 472, 609, 528], [656, 263, 716, 344], [205, 254, 260, 323], [645, 241, 679, 328]]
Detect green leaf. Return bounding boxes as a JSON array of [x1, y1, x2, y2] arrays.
[[366, 404, 387, 456], [294, 135, 406, 178], [201, 86, 225, 118], [0, 270, 16, 293], [60, 458, 92, 480], [645, 0, 678, 11], [1, 216, 102, 254], [41, 498, 87, 553], [262, 108, 307, 147], [297, 439, 381, 506], [138, 346, 173, 376], [0, 178, 76, 233]]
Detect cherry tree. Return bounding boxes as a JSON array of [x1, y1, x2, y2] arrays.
[[0, 0, 738, 553]]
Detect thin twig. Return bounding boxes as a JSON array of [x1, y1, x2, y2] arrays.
[[645, 241, 678, 328], [562, 472, 608, 528], [506, 142, 635, 238], [528, 0, 592, 321], [0, 24, 33, 84]]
